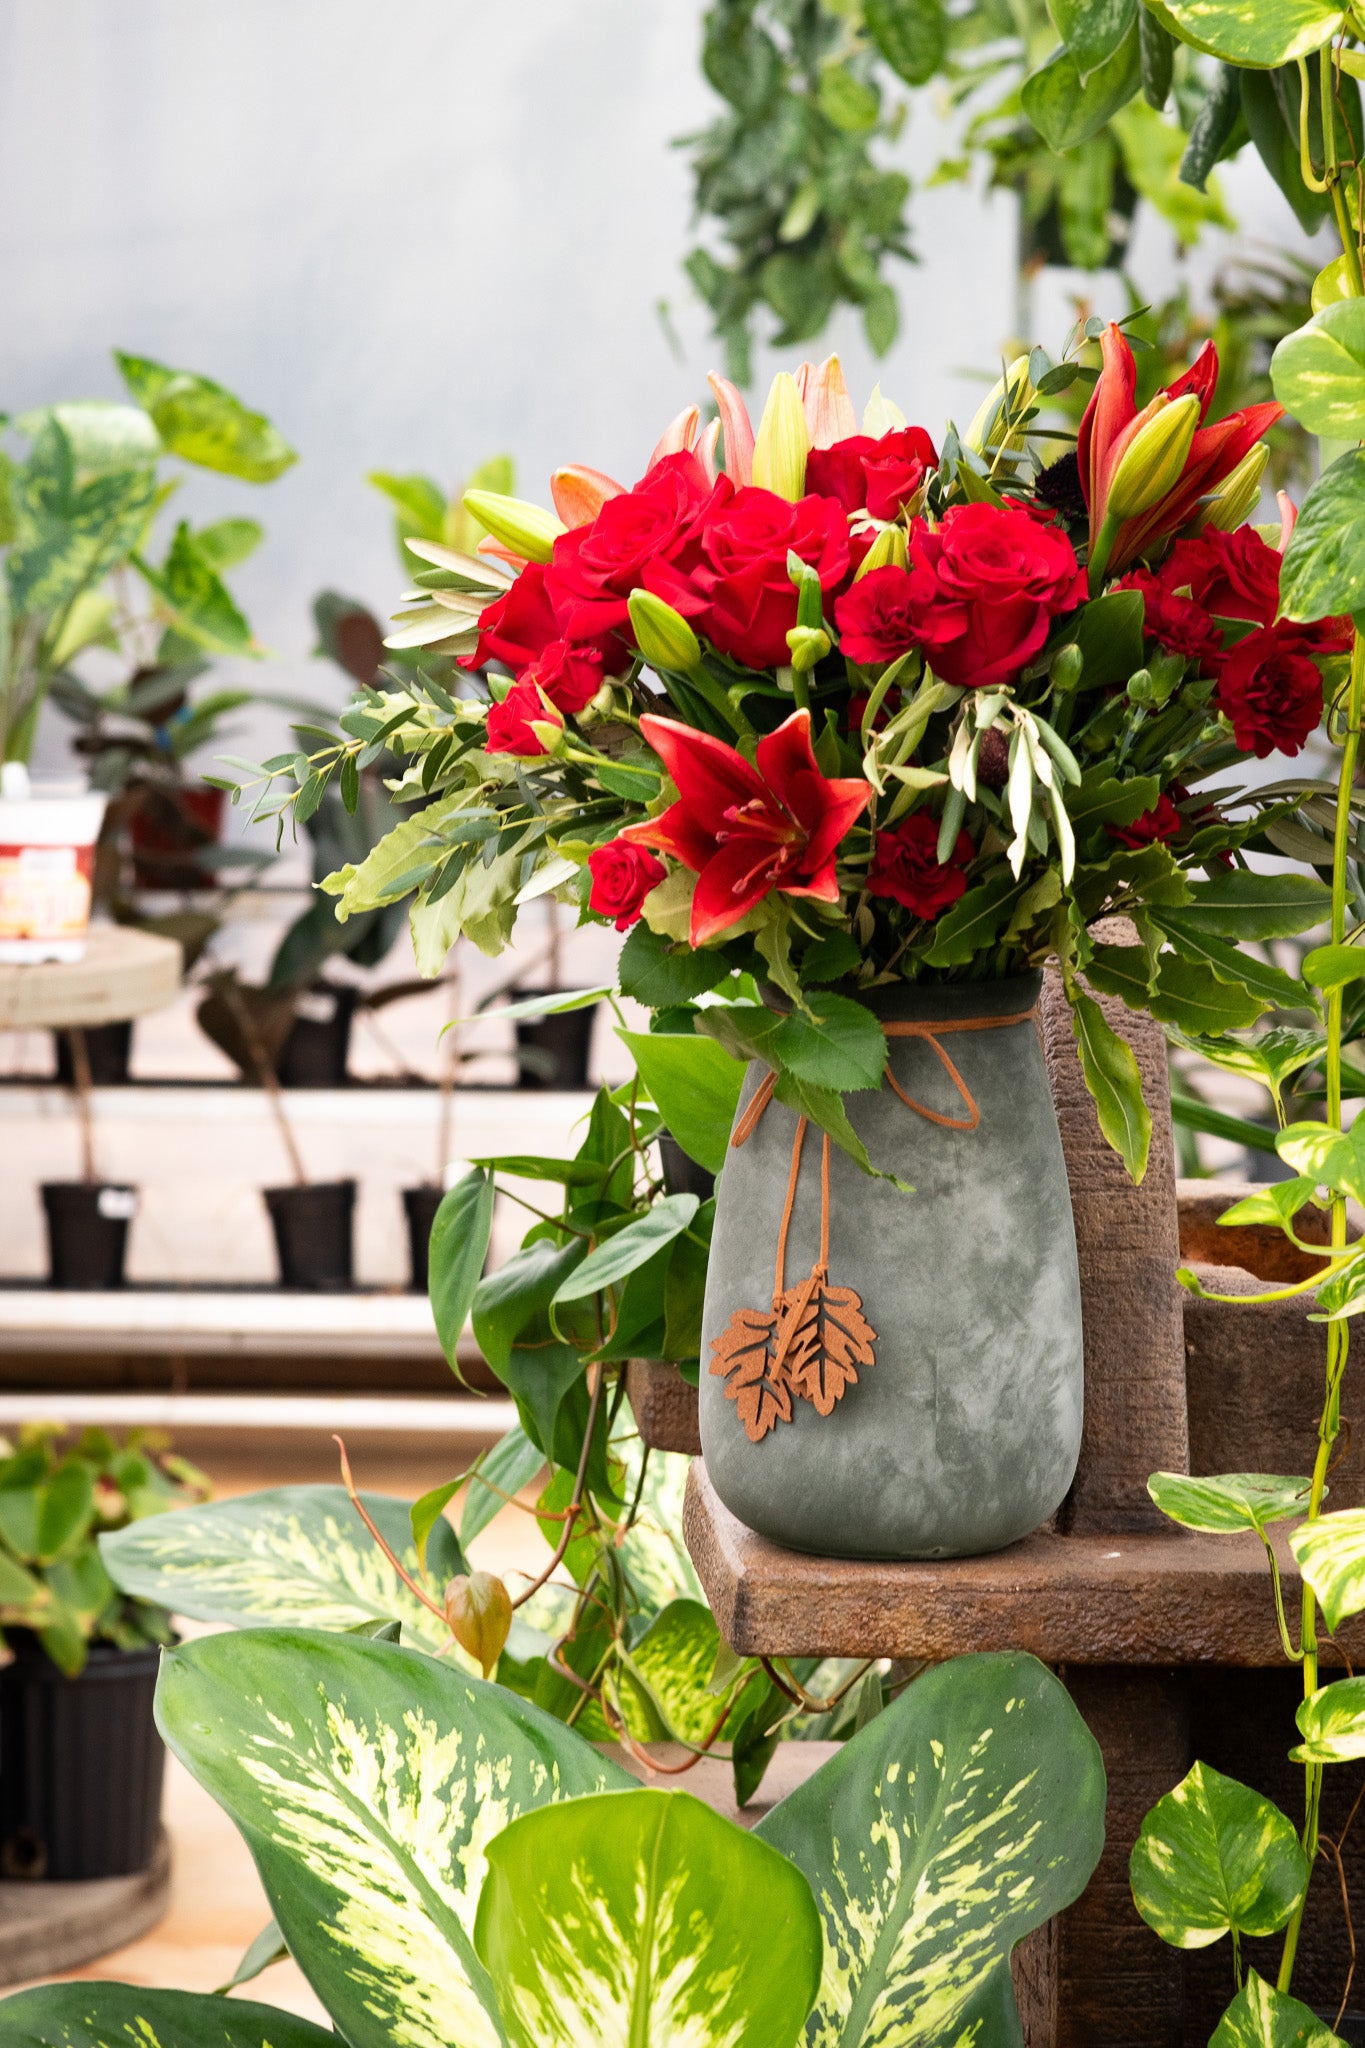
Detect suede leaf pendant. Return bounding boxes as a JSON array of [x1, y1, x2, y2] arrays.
[[709, 1307, 794, 1443], [779, 1278, 876, 1417]]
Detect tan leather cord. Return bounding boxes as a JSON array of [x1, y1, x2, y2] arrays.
[[880, 1005, 1039, 1130]]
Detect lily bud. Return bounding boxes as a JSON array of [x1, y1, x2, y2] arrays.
[[444, 1571, 512, 1678], [550, 465, 624, 529], [462, 490, 565, 565], [628, 588, 702, 673], [1199, 443, 1270, 532], [853, 525, 909, 579], [707, 372, 755, 486], [786, 625, 832, 672], [529, 718, 568, 755], [795, 354, 858, 449], [1105, 394, 1201, 523], [752, 371, 811, 501], [647, 405, 700, 470], [963, 356, 1032, 458]]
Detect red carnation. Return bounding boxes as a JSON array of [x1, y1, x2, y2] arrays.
[[866, 813, 972, 919], [522, 638, 604, 715], [806, 427, 938, 522], [833, 561, 959, 668], [1118, 569, 1224, 669], [1106, 794, 1183, 850], [484, 681, 561, 758], [587, 840, 666, 931], [1164, 527, 1351, 657], [908, 502, 1085, 690], [1215, 626, 1324, 759]]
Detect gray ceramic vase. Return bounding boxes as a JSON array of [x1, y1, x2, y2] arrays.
[[699, 971, 1083, 1560]]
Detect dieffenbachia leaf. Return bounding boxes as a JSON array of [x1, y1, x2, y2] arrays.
[[1291, 1677, 1365, 1763], [473, 1788, 823, 2048], [1290, 1508, 1365, 1630], [0, 1984, 334, 2048], [1129, 1762, 1307, 1948], [753, 1651, 1105, 2047], [156, 1629, 633, 2048], [610, 1598, 726, 1745], [1147, 1472, 1312, 1536], [100, 1485, 465, 1655], [1210, 1970, 1348, 2046]]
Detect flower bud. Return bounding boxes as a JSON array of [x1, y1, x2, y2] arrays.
[[550, 465, 623, 529], [627, 588, 702, 673], [1105, 394, 1201, 522], [1199, 443, 1271, 533], [529, 717, 567, 756], [963, 355, 1032, 458], [1049, 643, 1084, 693], [852, 525, 910, 580], [444, 1571, 512, 1678], [1126, 667, 1155, 703], [752, 371, 811, 501], [786, 625, 832, 672], [462, 490, 565, 565]]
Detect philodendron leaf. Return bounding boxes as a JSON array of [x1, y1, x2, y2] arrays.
[[156, 1630, 633, 2048], [1281, 450, 1365, 623], [100, 1485, 464, 1655], [473, 1788, 822, 2048], [429, 1167, 495, 1379], [1129, 1762, 1308, 1949], [0, 1985, 334, 2048], [1210, 1970, 1347, 2046], [754, 1651, 1105, 2047], [1147, 1472, 1312, 1536], [1272, 303, 1365, 441], [1071, 989, 1151, 1182], [1291, 1676, 1365, 1763], [1153, 0, 1343, 66], [1290, 1508, 1365, 1629], [618, 1028, 744, 1176]]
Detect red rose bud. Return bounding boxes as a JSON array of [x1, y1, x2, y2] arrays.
[[627, 587, 702, 673], [588, 839, 667, 931], [462, 490, 565, 565], [866, 812, 973, 919], [444, 1571, 512, 1679]]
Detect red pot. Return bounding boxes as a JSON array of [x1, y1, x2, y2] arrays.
[[130, 785, 226, 890]]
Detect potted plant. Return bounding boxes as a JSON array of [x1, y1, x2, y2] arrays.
[[0, 1421, 208, 1881]]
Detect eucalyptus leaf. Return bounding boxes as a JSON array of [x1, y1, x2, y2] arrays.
[[1129, 1761, 1308, 1948]]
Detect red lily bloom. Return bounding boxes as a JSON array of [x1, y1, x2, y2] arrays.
[[622, 709, 872, 946], [1077, 326, 1282, 578]]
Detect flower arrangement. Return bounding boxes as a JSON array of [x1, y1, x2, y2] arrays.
[[242, 320, 1346, 1181]]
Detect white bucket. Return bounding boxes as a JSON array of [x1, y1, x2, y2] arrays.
[[0, 773, 108, 963]]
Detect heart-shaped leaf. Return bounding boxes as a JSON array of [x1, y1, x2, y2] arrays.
[[1274, 303, 1365, 441], [1154, 0, 1343, 67], [1290, 1508, 1365, 1630], [1148, 1473, 1313, 1535], [1129, 1762, 1307, 1948], [1281, 450, 1365, 623], [156, 1629, 633, 2048], [1210, 1970, 1347, 2045], [0, 1985, 333, 2048], [1291, 1676, 1365, 1762], [617, 1029, 744, 1176], [473, 1788, 822, 2048], [429, 1168, 495, 1378]]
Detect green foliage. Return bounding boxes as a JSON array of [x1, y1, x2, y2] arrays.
[[114, 353, 296, 481], [617, 1029, 745, 1175], [1289, 1509, 1365, 1630], [1290, 1676, 1365, 1762], [1147, 1471, 1313, 1534], [1129, 1762, 1309, 1948], [1281, 449, 1365, 621], [0, 1986, 335, 2048], [1211, 1971, 1348, 2045], [428, 1168, 496, 1379], [1272, 300, 1365, 439], [1069, 989, 1152, 1182]]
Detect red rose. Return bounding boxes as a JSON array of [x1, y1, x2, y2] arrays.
[[806, 427, 938, 521], [833, 562, 961, 668], [909, 503, 1086, 690], [465, 563, 561, 674], [1215, 625, 1324, 758], [522, 638, 603, 714], [485, 681, 562, 758], [549, 452, 713, 640], [669, 485, 851, 671], [866, 812, 973, 919], [587, 840, 666, 931], [1117, 569, 1224, 669], [1106, 793, 1183, 850]]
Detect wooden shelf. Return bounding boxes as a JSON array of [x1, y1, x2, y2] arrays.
[[0, 1286, 470, 1363], [0, 926, 181, 1030], [683, 1460, 1363, 1668]]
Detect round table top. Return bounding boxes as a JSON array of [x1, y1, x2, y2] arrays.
[[0, 924, 183, 1031]]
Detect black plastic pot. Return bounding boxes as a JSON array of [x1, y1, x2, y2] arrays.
[[276, 985, 359, 1088], [659, 1132, 716, 1202], [1317, 2017, 1365, 2045], [513, 994, 596, 1090], [40, 1182, 137, 1290], [263, 1179, 356, 1290], [0, 1637, 165, 1879], [403, 1184, 445, 1293], [53, 1021, 133, 1087]]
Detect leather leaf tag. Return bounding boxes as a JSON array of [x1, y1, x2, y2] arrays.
[[782, 1281, 877, 1417], [708, 1306, 794, 1443]]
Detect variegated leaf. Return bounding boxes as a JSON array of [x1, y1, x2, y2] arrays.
[[1289, 1509, 1365, 1631], [473, 1787, 822, 2048], [610, 1598, 724, 1744], [1210, 1970, 1347, 2046], [156, 1629, 633, 2048], [754, 1651, 1105, 2047], [0, 1983, 333, 2048], [101, 1485, 463, 1655], [1291, 1676, 1365, 1763], [1130, 1762, 1307, 1948], [1147, 1472, 1312, 1536]]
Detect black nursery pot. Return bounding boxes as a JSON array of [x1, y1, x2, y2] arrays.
[[263, 1179, 356, 1290], [275, 985, 359, 1088], [513, 993, 596, 1090], [40, 1182, 137, 1290], [53, 1020, 133, 1086], [659, 1132, 716, 1202], [0, 1638, 165, 1880], [403, 1183, 444, 1293], [1319, 2017, 1365, 2045]]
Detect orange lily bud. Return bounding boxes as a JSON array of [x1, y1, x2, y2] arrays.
[[648, 405, 700, 471], [795, 354, 858, 449], [707, 372, 755, 486], [698, 416, 722, 485], [753, 372, 810, 501], [550, 464, 624, 529], [462, 489, 564, 565]]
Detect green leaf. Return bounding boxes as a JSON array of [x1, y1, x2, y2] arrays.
[[7, 435, 158, 619], [100, 1485, 463, 1655], [1071, 990, 1151, 1182], [458, 1425, 546, 1551], [1290, 1508, 1365, 1630], [473, 1787, 821, 2048], [1154, 0, 1343, 66], [138, 522, 254, 655], [1129, 1762, 1308, 1948], [1210, 1971, 1347, 2046], [14, 399, 161, 476], [194, 516, 264, 572], [923, 872, 1023, 967], [35, 1457, 95, 1561], [1281, 450, 1365, 623], [0, 1986, 333, 2048], [1272, 303, 1365, 440], [1240, 69, 1331, 236], [1084, 944, 1154, 1006], [474, 985, 610, 1026], [1050, 0, 1136, 77], [115, 353, 296, 481], [1178, 873, 1333, 941], [755, 1652, 1105, 2046], [618, 1030, 744, 1177], [1068, 770, 1160, 836], [1069, 587, 1147, 688], [1151, 914, 1308, 1008], [613, 1600, 727, 1745], [616, 922, 730, 1009], [1022, 27, 1141, 152], [217, 1918, 289, 1993], [1148, 955, 1266, 1034], [1303, 942, 1365, 990], [429, 1168, 495, 1378], [157, 1630, 632, 2048], [1179, 61, 1240, 184], [1291, 1676, 1365, 1762], [1139, 4, 1176, 106], [771, 1071, 884, 1182], [552, 1195, 699, 1305], [773, 991, 887, 1093], [863, 0, 947, 84], [1147, 1472, 1312, 1535]]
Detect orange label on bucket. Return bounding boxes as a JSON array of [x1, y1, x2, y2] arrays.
[[0, 844, 95, 940]]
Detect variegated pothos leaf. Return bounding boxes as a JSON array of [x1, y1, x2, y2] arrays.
[[754, 1652, 1106, 2047], [1289, 1508, 1365, 1631], [155, 1629, 633, 2048]]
